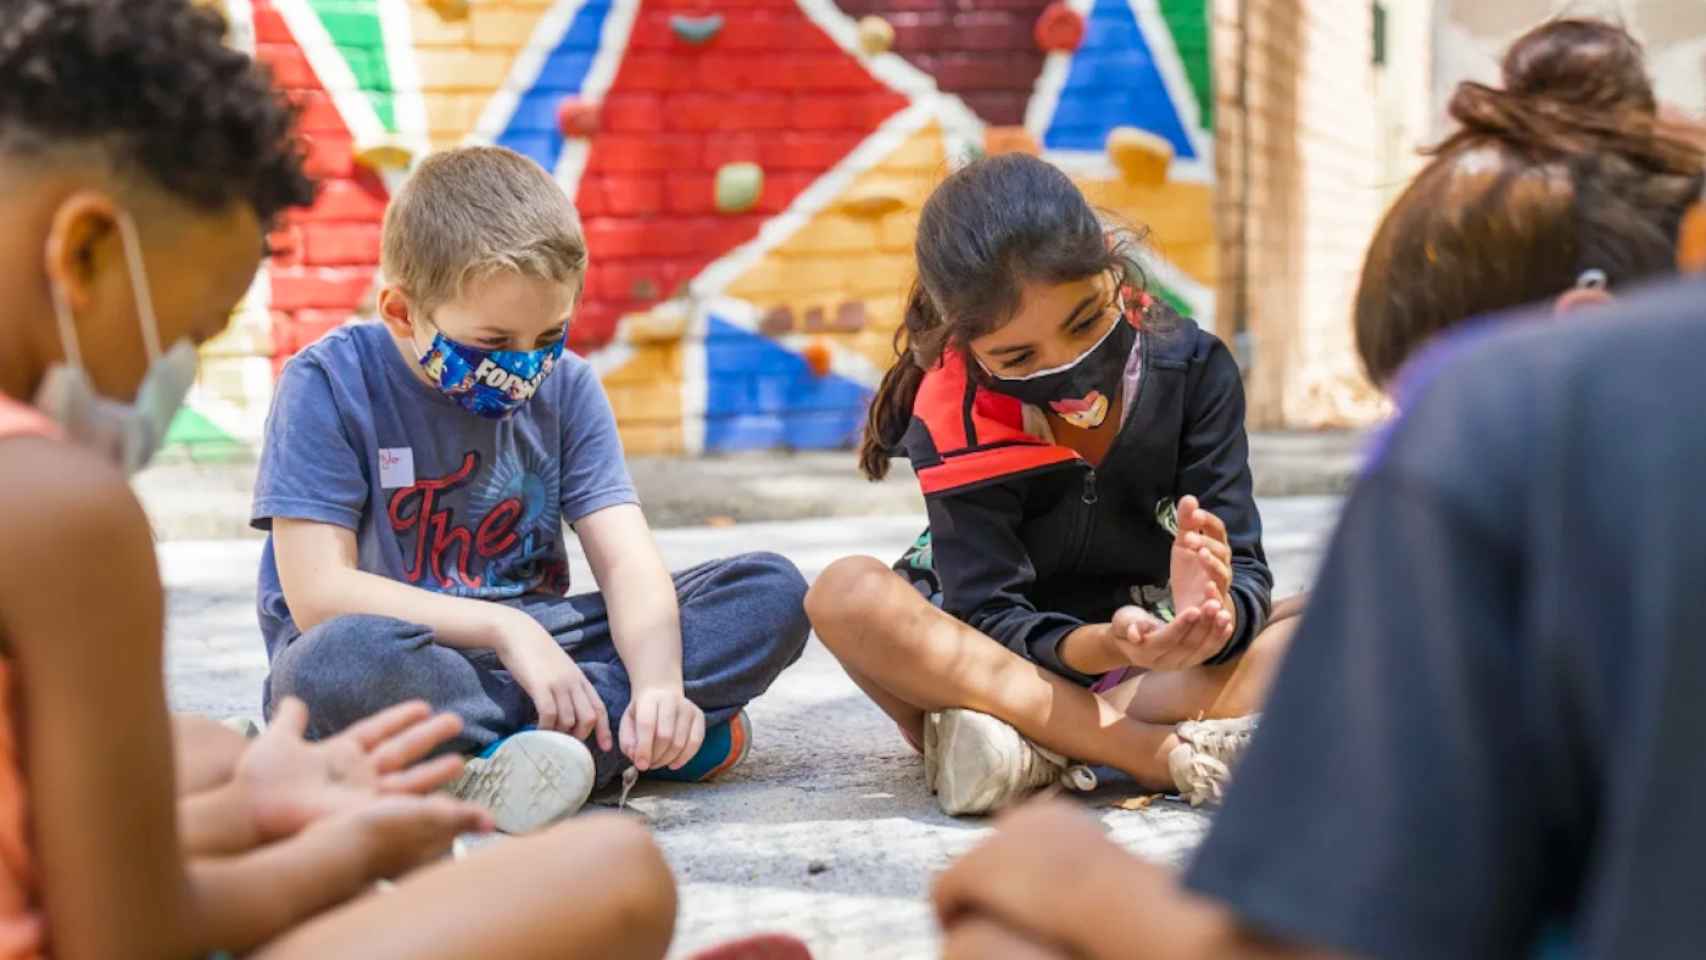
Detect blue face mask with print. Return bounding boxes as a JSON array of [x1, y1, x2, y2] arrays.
[[416, 324, 566, 420]]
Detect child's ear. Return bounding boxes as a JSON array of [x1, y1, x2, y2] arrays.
[[377, 286, 415, 336], [1554, 287, 1615, 315]]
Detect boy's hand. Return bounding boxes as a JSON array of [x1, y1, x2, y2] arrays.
[[491, 609, 614, 751], [620, 687, 705, 772], [1171, 495, 1236, 631], [236, 697, 469, 842]]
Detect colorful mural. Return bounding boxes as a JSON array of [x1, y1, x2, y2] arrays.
[[179, 0, 1215, 457]]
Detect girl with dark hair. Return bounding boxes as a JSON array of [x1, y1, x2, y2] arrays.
[[807, 153, 1296, 815], [1355, 17, 1705, 391]]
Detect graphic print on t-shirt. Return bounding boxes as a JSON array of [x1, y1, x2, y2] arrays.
[[386, 447, 567, 597]]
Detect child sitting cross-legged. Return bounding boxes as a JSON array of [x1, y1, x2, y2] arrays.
[[255, 146, 811, 832]]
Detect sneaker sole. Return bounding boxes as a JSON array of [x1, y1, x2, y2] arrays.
[[456, 731, 594, 835], [927, 709, 1020, 817]]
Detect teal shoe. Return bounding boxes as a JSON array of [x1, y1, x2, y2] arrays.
[[646, 710, 752, 783]]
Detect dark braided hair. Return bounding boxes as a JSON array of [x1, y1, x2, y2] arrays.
[[0, 0, 316, 222]]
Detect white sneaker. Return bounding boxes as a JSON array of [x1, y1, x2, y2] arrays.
[[1167, 714, 1259, 807], [447, 730, 595, 834], [924, 709, 1097, 816]]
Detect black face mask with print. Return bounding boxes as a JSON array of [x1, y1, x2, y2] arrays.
[[979, 311, 1137, 430]]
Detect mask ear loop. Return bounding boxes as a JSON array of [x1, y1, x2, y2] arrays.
[[114, 212, 165, 363], [48, 275, 86, 372]]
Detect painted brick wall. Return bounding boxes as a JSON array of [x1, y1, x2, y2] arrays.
[[176, 0, 1221, 455]]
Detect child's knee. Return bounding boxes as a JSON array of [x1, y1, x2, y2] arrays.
[[567, 816, 676, 943], [268, 614, 430, 728], [805, 555, 896, 635]]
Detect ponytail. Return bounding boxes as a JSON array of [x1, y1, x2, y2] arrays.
[[859, 283, 942, 481]]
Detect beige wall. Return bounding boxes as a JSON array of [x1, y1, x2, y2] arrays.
[[1213, 0, 1431, 429]]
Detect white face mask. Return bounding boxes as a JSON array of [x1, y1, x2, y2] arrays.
[[33, 211, 199, 475]]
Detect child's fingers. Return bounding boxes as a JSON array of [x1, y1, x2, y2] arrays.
[[652, 697, 679, 769], [270, 697, 312, 738], [1191, 505, 1229, 544], [670, 705, 697, 768], [564, 681, 597, 744], [380, 754, 466, 795], [341, 700, 433, 751], [619, 704, 637, 759], [1186, 532, 1233, 565], [1197, 547, 1232, 591], [369, 712, 464, 774], [1178, 495, 1199, 527], [633, 695, 656, 769], [680, 709, 706, 770], [591, 689, 613, 753]]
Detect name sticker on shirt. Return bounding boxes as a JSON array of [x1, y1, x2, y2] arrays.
[[378, 447, 415, 489]]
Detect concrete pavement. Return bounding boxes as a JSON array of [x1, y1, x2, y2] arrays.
[[161, 498, 1342, 958]]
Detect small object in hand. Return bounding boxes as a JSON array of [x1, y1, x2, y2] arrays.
[[1110, 794, 1156, 811], [618, 766, 640, 811]]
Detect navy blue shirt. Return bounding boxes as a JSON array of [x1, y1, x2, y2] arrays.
[[251, 323, 637, 658], [1186, 276, 1706, 958]]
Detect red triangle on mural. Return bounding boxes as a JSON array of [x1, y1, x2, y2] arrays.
[[251, 0, 388, 375], [570, 0, 910, 351]]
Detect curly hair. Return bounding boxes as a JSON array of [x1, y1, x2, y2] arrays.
[[0, 0, 316, 222]]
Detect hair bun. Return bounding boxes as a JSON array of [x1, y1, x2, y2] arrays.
[[1500, 18, 1655, 114], [1439, 19, 1702, 175]]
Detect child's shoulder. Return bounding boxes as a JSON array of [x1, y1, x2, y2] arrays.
[[282, 321, 391, 375], [1144, 313, 1222, 367]]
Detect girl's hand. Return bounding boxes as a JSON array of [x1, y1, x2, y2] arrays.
[[236, 698, 469, 842], [620, 687, 705, 772], [1106, 590, 1229, 671], [1169, 495, 1236, 631]]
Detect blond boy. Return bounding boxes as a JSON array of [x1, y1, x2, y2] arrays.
[[253, 147, 808, 831]]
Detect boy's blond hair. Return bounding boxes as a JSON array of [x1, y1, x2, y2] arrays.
[[381, 145, 587, 313]]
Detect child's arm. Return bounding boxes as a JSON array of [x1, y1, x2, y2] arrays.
[[272, 518, 612, 748], [574, 504, 704, 772], [0, 443, 489, 958]]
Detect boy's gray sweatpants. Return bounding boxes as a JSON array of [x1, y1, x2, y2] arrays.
[[264, 551, 810, 788]]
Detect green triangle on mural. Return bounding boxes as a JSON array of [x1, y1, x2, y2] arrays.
[[163, 406, 251, 462], [308, 0, 397, 131], [1158, 0, 1213, 132]]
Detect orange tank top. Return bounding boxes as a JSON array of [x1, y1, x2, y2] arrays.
[[0, 394, 53, 959]]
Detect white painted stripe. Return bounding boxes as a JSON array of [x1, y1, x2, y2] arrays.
[[791, 0, 983, 151], [375, 0, 431, 154], [1022, 0, 1095, 138], [222, 0, 257, 56], [1126, 0, 1212, 163], [556, 0, 641, 195], [679, 309, 709, 455], [466, 0, 594, 145], [687, 100, 936, 301], [270, 0, 388, 146]]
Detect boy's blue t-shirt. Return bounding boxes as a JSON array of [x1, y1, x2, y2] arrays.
[[250, 322, 638, 658]]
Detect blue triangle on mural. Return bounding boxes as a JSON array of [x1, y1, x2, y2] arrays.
[[1043, 0, 1197, 159], [496, 1, 614, 172], [703, 316, 872, 452]]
